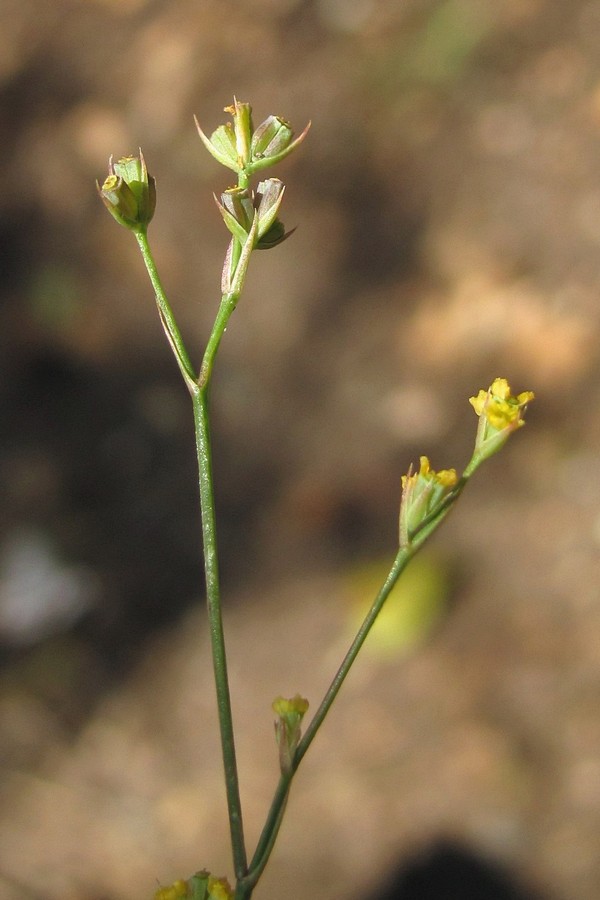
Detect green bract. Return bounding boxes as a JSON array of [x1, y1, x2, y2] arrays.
[[202, 123, 239, 172]]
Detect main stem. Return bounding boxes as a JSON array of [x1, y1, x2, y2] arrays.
[[137, 226, 248, 879], [192, 384, 248, 880]]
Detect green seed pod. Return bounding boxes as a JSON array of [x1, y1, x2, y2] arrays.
[[97, 151, 156, 230], [255, 178, 285, 238], [251, 115, 294, 160], [215, 187, 255, 244]]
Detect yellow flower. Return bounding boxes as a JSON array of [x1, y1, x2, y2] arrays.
[[154, 880, 189, 900], [400, 456, 458, 547], [468, 378, 534, 467], [208, 876, 233, 900], [469, 377, 534, 431], [272, 694, 309, 718], [401, 456, 458, 492]]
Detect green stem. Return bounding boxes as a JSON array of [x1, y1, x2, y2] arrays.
[[135, 228, 248, 879], [242, 476, 472, 893], [192, 385, 248, 880], [236, 772, 292, 898], [198, 293, 238, 389], [406, 474, 468, 551], [191, 231, 260, 878], [191, 220, 260, 882], [135, 230, 196, 387], [241, 545, 410, 892], [296, 547, 410, 765]]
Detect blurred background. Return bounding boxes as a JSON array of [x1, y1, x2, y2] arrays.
[[1, 0, 600, 897]]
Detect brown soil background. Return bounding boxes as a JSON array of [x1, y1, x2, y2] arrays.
[[1, 1, 600, 898]]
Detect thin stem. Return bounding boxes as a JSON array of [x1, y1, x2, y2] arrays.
[[406, 474, 468, 552], [243, 545, 410, 889], [198, 293, 238, 388], [135, 228, 248, 879], [235, 773, 292, 899], [244, 477, 472, 891], [295, 547, 410, 766], [190, 220, 261, 882], [135, 230, 196, 387], [192, 386, 248, 880]]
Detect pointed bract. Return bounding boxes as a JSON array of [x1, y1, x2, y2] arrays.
[[195, 119, 240, 173], [247, 120, 311, 175]]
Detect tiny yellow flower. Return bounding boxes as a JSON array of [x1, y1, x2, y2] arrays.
[[207, 876, 233, 900], [469, 377, 534, 431], [468, 378, 534, 466], [272, 694, 309, 718], [400, 456, 458, 547], [154, 880, 189, 900], [401, 456, 458, 491]]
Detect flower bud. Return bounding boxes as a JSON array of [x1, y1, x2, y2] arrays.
[[399, 456, 458, 547], [468, 378, 534, 467], [97, 152, 156, 231], [273, 694, 309, 774]]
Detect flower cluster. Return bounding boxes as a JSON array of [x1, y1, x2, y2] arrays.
[[399, 379, 534, 545], [196, 98, 310, 177], [201, 99, 309, 294]]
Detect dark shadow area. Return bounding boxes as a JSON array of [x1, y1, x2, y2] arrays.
[[365, 840, 546, 900]]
